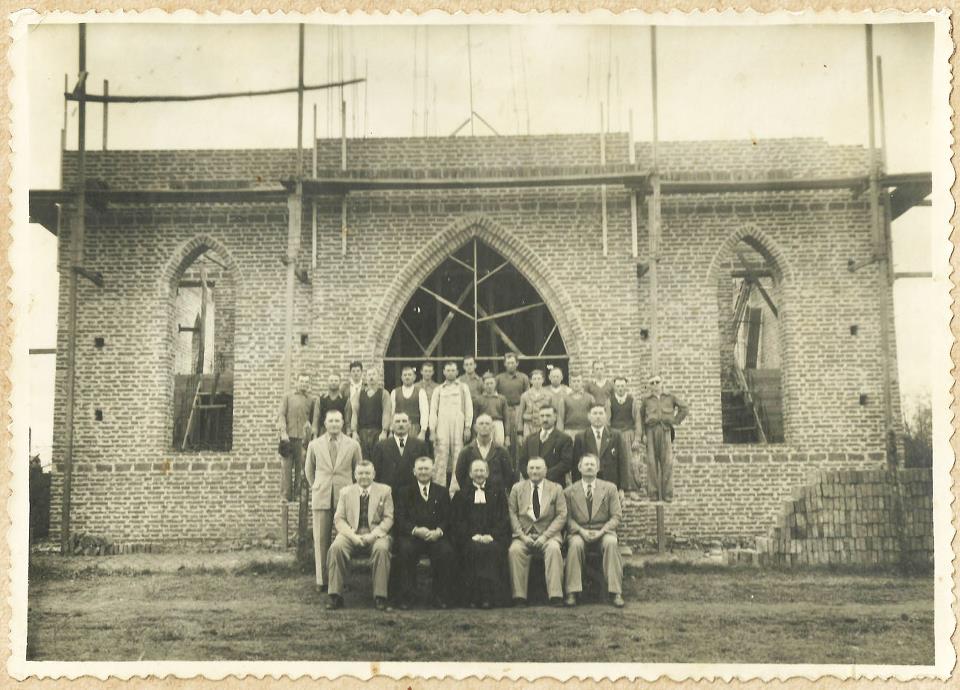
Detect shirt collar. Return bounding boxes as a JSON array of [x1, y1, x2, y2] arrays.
[[473, 482, 486, 491], [615, 394, 627, 403]]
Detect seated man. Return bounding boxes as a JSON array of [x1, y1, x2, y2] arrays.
[[563, 454, 625, 608], [454, 413, 516, 491], [394, 456, 458, 609], [451, 458, 511, 609], [326, 460, 394, 611], [507, 457, 567, 607]]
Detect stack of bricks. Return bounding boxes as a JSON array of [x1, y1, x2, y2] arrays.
[[757, 468, 933, 567]]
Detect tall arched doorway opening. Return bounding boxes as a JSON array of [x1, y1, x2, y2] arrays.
[[384, 238, 569, 389]]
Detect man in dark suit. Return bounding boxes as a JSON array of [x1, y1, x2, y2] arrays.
[[573, 403, 624, 490], [454, 413, 516, 491], [394, 456, 458, 609], [370, 411, 429, 493], [518, 405, 573, 485]]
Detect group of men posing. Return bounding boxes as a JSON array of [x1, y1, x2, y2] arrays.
[[276, 353, 688, 612]]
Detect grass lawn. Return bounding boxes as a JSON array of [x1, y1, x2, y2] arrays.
[[26, 555, 934, 664]]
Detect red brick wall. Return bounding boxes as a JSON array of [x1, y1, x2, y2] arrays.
[[50, 134, 900, 546]]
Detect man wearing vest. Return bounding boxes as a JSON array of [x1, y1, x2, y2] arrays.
[[639, 373, 689, 502], [391, 365, 429, 440], [429, 361, 473, 493], [563, 453, 625, 608], [313, 372, 348, 437], [350, 367, 392, 461], [326, 460, 394, 611], [339, 360, 365, 435], [608, 376, 642, 492]]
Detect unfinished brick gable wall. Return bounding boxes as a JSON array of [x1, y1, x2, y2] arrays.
[[51, 134, 900, 544]]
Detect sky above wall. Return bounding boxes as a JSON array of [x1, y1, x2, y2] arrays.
[[16, 17, 941, 461]]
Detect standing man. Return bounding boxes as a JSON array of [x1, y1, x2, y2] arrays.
[[495, 352, 530, 467], [370, 411, 429, 494], [475, 372, 508, 446], [276, 373, 316, 503], [452, 458, 511, 609], [507, 457, 567, 607], [417, 361, 439, 452], [562, 372, 595, 441], [458, 355, 484, 408], [455, 413, 516, 491], [546, 367, 571, 431], [573, 404, 624, 490], [428, 361, 473, 492], [305, 409, 361, 592], [313, 372, 348, 436], [584, 360, 615, 411], [340, 360, 365, 435], [394, 456, 458, 609], [608, 377, 642, 492], [518, 370, 551, 437], [639, 374, 689, 503], [325, 460, 394, 611], [563, 454, 624, 608], [518, 405, 573, 485], [351, 367, 392, 460], [391, 366, 429, 440]]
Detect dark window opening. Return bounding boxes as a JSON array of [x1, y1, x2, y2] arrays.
[[172, 248, 234, 451], [384, 238, 568, 390]]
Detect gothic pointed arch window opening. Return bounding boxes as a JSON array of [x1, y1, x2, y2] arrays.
[[384, 238, 568, 389]]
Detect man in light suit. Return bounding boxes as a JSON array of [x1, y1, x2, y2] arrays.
[[518, 405, 573, 485], [305, 409, 362, 591], [326, 460, 394, 611], [370, 411, 429, 493], [563, 453, 625, 608], [507, 456, 567, 606], [573, 404, 625, 491]]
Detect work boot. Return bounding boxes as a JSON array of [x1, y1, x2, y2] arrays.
[[325, 594, 344, 610]]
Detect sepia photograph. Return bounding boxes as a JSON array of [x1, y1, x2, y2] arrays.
[[7, 10, 955, 681]]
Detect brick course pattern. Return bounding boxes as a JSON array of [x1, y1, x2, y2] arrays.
[[49, 134, 903, 546], [755, 468, 933, 567]]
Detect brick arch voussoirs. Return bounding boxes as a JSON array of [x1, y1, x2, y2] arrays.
[[705, 225, 794, 289], [159, 233, 239, 297], [367, 214, 586, 364]]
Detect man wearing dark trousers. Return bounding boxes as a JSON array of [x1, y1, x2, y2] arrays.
[[518, 405, 573, 485], [370, 411, 429, 493], [573, 403, 625, 491], [394, 456, 458, 609], [454, 413, 516, 491]]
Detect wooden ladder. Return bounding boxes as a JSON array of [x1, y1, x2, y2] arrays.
[[734, 366, 767, 444]]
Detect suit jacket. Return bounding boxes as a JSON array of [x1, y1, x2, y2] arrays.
[[518, 428, 573, 484], [369, 434, 430, 492], [454, 441, 517, 491], [451, 481, 511, 546], [333, 481, 394, 540], [573, 426, 623, 488], [395, 481, 452, 537], [508, 478, 567, 542], [304, 432, 361, 510], [564, 478, 621, 535]]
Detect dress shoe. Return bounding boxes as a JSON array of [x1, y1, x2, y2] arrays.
[[512, 597, 527, 608], [564, 593, 577, 607], [611, 593, 625, 608], [374, 597, 392, 612], [549, 597, 564, 607], [398, 600, 411, 611], [316, 584, 328, 593], [325, 594, 344, 610], [480, 600, 492, 610]]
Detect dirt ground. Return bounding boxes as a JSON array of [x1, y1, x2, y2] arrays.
[[26, 553, 934, 664]]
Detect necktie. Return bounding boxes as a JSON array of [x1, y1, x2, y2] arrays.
[[595, 430, 602, 448], [329, 437, 338, 460], [532, 483, 541, 519], [398, 436, 405, 452], [586, 484, 593, 520], [421, 484, 429, 501], [540, 430, 548, 443], [359, 490, 369, 530]]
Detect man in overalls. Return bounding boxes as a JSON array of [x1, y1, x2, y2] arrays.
[[429, 361, 473, 494]]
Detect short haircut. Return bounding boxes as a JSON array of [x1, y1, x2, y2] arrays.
[[401, 365, 416, 374], [482, 371, 496, 381], [538, 404, 556, 415], [549, 367, 563, 376], [356, 459, 375, 472], [414, 455, 434, 466], [570, 371, 582, 379], [469, 457, 489, 471], [526, 456, 546, 467], [349, 360, 363, 371], [443, 360, 458, 370], [393, 410, 410, 420], [530, 369, 545, 379], [325, 408, 344, 420], [475, 412, 493, 423], [589, 403, 606, 412], [463, 355, 476, 363], [614, 376, 628, 384], [421, 361, 435, 369], [578, 453, 599, 468], [504, 352, 518, 362]]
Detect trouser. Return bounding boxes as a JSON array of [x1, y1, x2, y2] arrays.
[[311, 509, 334, 585], [613, 428, 642, 492], [358, 428, 381, 460], [396, 536, 457, 604], [505, 405, 522, 465], [508, 538, 563, 599], [432, 417, 464, 489], [564, 533, 623, 595], [645, 423, 674, 501], [280, 438, 304, 502], [327, 533, 392, 599]]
